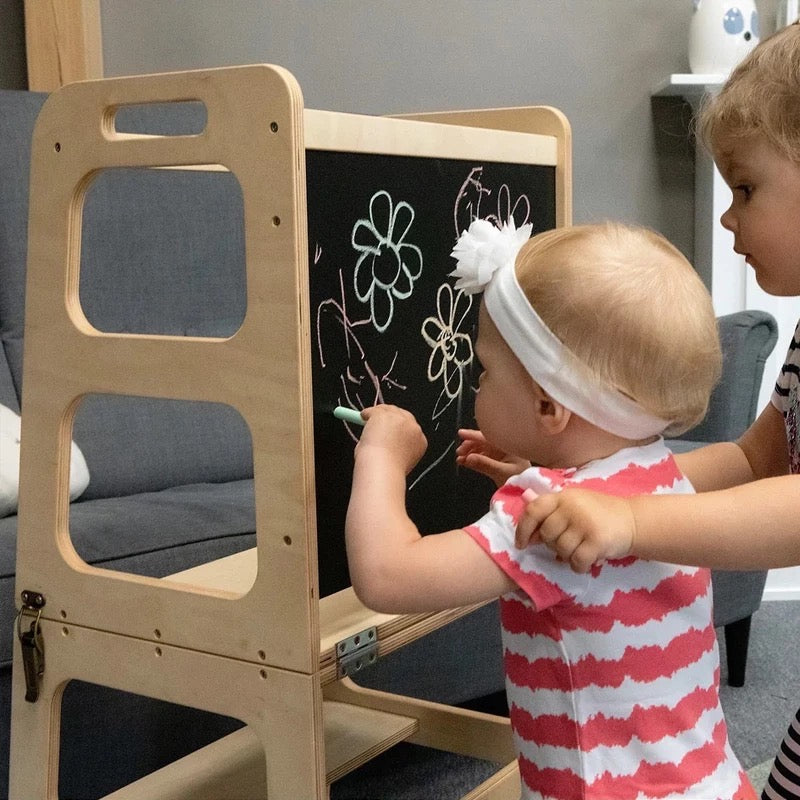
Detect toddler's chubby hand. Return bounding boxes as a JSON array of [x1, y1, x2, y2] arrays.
[[515, 488, 636, 573], [456, 428, 531, 487], [357, 404, 427, 475]]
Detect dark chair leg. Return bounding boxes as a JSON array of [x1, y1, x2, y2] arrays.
[[724, 615, 752, 687]]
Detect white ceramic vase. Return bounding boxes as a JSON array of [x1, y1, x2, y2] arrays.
[[688, 0, 760, 74]]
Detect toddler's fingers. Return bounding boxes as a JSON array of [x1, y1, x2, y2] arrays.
[[541, 527, 585, 567], [455, 440, 478, 458], [457, 454, 499, 485], [455, 431, 481, 458], [357, 406, 378, 425], [360, 403, 400, 419], [457, 428, 485, 442], [516, 491, 557, 548], [569, 541, 600, 574], [461, 453, 495, 471]]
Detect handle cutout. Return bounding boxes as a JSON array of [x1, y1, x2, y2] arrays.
[[109, 100, 208, 138]]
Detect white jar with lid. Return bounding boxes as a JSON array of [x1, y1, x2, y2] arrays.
[[688, 0, 760, 74]]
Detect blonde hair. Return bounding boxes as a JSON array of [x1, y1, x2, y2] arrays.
[[697, 23, 800, 161], [514, 223, 721, 436]]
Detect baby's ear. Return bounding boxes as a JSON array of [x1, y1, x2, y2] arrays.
[[533, 383, 571, 434]]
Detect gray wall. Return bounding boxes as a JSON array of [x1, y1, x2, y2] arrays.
[[3, 1, 778, 264], [96, 0, 777, 262]]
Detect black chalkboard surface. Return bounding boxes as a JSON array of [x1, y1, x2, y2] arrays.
[[308, 149, 556, 596]]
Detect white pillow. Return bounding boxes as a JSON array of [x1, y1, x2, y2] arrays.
[[0, 404, 90, 517]]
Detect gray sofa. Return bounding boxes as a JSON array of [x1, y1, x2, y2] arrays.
[[0, 87, 777, 798], [0, 89, 505, 798]]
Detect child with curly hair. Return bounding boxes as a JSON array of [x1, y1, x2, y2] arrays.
[[512, 24, 800, 800]]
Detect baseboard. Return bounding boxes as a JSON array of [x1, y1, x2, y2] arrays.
[[763, 588, 800, 601], [763, 566, 800, 601]]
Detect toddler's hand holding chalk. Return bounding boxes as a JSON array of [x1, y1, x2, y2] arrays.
[[348, 404, 427, 475]]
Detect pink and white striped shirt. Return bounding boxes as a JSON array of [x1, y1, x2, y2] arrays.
[[465, 439, 755, 800]]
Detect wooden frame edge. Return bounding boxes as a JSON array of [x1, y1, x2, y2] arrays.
[[24, 0, 103, 91]]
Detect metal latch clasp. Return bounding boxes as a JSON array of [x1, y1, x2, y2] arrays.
[[335, 627, 377, 678], [16, 590, 46, 703]]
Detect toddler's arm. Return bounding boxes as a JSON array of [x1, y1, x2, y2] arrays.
[[675, 402, 787, 491], [517, 404, 800, 571], [345, 405, 514, 613], [518, 479, 800, 572]]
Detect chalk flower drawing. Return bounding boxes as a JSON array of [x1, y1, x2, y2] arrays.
[[352, 190, 423, 333], [421, 283, 474, 418], [316, 269, 406, 440], [454, 167, 532, 238]]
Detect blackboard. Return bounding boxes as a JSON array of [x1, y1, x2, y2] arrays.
[[308, 147, 556, 596]]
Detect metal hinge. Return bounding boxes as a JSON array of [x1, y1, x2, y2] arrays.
[[335, 627, 377, 678], [16, 590, 46, 703]]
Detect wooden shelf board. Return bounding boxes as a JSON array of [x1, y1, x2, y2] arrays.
[[103, 700, 418, 798], [167, 547, 489, 681], [324, 700, 419, 783]]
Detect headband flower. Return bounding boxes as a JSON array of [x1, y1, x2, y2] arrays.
[[449, 218, 533, 294]]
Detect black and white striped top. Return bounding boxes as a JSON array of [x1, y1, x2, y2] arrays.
[[771, 319, 800, 474], [765, 321, 800, 799]]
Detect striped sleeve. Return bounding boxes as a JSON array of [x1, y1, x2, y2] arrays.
[[465, 443, 693, 612], [772, 318, 800, 414], [465, 481, 589, 610]]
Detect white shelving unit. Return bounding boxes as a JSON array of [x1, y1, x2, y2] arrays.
[[655, 74, 800, 600]]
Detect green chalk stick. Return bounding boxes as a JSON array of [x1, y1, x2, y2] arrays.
[[333, 406, 365, 426]]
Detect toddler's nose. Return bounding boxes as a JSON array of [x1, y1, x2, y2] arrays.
[[720, 206, 736, 233]]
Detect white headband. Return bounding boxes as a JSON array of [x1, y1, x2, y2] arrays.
[[449, 219, 670, 439]]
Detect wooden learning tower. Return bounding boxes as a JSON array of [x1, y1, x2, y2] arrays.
[[9, 65, 571, 798]]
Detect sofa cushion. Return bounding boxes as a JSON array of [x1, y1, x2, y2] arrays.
[[0, 478, 256, 667], [673, 310, 777, 444], [0, 404, 90, 517]]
